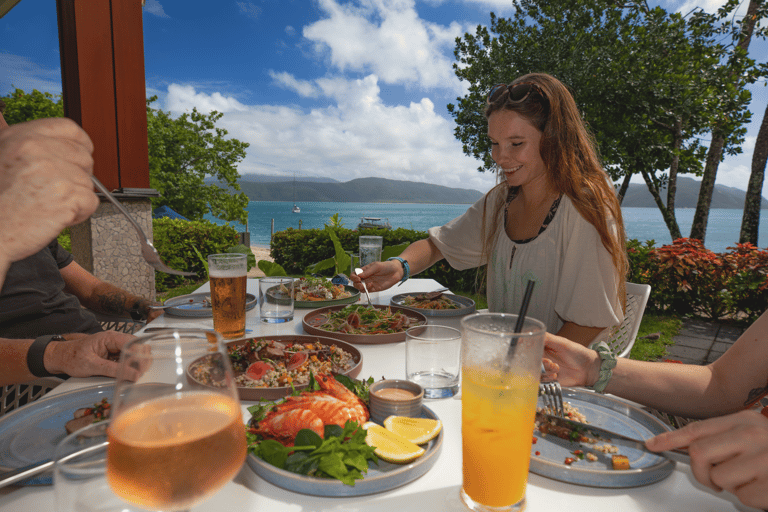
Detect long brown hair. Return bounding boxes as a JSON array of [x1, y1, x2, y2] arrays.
[[480, 73, 628, 304]]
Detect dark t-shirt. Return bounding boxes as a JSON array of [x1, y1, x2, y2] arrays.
[[0, 240, 102, 338]]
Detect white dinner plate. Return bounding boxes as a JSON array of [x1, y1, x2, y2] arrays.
[[0, 383, 113, 486], [246, 405, 442, 496], [530, 388, 675, 487]]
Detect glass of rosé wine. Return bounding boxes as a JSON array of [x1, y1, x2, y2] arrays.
[[105, 329, 245, 512]]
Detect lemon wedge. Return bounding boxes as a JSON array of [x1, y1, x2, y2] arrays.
[[383, 416, 443, 445], [363, 422, 425, 463]]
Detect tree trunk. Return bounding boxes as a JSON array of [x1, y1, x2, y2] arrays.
[[616, 173, 632, 204], [641, 170, 682, 240], [690, 0, 758, 244], [666, 118, 683, 213], [690, 131, 725, 242], [740, 102, 768, 245]]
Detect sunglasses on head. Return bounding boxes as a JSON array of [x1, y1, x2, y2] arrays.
[[487, 82, 545, 104]]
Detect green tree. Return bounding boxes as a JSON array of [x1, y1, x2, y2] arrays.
[[690, 0, 768, 243], [448, 0, 756, 241], [146, 96, 249, 224], [1, 88, 63, 123], [740, 102, 768, 245]]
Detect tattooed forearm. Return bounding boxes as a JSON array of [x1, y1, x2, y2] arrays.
[[745, 385, 768, 408], [95, 290, 147, 316]]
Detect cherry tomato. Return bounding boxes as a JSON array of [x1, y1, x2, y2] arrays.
[[246, 361, 273, 380]]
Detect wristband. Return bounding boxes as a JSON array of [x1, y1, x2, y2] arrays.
[[587, 341, 617, 394], [27, 335, 67, 378], [387, 257, 410, 284]]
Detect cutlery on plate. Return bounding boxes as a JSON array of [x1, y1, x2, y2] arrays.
[[91, 176, 196, 277], [536, 412, 690, 463], [141, 327, 252, 334], [0, 441, 108, 489], [354, 268, 374, 307]]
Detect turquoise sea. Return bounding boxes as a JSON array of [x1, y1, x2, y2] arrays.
[[205, 202, 768, 253]]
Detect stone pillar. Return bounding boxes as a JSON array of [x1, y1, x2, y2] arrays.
[[70, 193, 157, 300]]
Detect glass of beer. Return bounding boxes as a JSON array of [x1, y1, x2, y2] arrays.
[[105, 329, 246, 512], [459, 313, 545, 512], [208, 253, 247, 339]]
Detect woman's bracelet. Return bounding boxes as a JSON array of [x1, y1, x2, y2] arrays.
[[587, 341, 617, 394]]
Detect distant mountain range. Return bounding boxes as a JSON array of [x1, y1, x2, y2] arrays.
[[209, 175, 484, 204], [207, 174, 765, 208], [621, 176, 768, 209]]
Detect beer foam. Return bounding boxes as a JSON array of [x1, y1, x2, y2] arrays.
[[208, 268, 246, 278]]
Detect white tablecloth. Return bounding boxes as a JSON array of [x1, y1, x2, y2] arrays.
[[0, 279, 758, 512]]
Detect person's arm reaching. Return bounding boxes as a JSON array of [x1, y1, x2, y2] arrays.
[[349, 238, 445, 292], [60, 260, 164, 322], [0, 117, 99, 288]]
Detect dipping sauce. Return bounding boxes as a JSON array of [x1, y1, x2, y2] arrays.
[[373, 388, 417, 400]]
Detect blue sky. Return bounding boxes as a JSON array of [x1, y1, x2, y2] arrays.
[[1, 0, 766, 196]]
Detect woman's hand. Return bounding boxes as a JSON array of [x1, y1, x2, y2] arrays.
[[348, 260, 402, 292], [541, 332, 600, 387], [646, 410, 768, 509]]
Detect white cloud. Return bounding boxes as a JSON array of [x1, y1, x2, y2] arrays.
[[0, 53, 61, 94], [143, 0, 170, 18], [165, 84, 249, 113], [236, 1, 261, 20], [302, 0, 467, 93], [159, 79, 496, 193], [269, 71, 320, 98]]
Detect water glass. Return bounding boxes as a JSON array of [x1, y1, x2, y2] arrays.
[[358, 235, 383, 267], [405, 325, 461, 399], [207, 253, 247, 339], [259, 277, 295, 323], [459, 313, 545, 512], [54, 422, 134, 512]]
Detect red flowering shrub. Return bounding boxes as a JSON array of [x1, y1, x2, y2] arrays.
[[627, 238, 768, 321]]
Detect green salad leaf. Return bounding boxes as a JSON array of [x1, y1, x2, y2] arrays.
[[247, 421, 378, 486]]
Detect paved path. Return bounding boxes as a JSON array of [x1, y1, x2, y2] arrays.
[[666, 318, 745, 365]]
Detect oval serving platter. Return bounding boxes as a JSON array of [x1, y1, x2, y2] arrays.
[[266, 283, 360, 309], [530, 388, 675, 488], [390, 293, 475, 318], [302, 304, 427, 345], [186, 335, 362, 401], [246, 405, 442, 496], [163, 292, 257, 318]]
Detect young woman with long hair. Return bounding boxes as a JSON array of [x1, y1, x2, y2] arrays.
[[351, 73, 628, 346]]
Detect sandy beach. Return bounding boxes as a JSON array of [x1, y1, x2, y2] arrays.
[[248, 245, 273, 278]]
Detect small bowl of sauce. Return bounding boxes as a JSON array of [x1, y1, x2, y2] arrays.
[[368, 379, 424, 424]]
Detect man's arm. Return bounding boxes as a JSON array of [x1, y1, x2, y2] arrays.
[[0, 331, 134, 386], [59, 260, 163, 322]]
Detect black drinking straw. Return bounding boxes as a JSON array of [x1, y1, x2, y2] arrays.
[[506, 279, 536, 359]]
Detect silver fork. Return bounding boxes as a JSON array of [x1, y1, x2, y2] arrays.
[[91, 176, 196, 276], [539, 380, 564, 417]]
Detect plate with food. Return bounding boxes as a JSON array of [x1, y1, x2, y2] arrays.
[[0, 383, 113, 486], [390, 291, 475, 317], [267, 276, 360, 309], [245, 374, 443, 496], [162, 292, 257, 318], [530, 388, 675, 487], [186, 335, 363, 401], [302, 304, 427, 345]]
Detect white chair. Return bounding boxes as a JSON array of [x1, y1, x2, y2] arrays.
[[603, 282, 651, 358]]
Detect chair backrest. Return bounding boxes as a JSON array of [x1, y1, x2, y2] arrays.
[[603, 282, 651, 358], [1, 377, 64, 416], [90, 311, 146, 335]]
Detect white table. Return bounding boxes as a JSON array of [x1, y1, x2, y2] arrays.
[[0, 279, 758, 512]]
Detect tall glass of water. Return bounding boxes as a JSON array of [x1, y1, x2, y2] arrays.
[[358, 236, 383, 267]]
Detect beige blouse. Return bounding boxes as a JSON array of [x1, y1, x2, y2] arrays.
[[428, 188, 623, 335]]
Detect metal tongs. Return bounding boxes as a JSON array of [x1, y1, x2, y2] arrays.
[[91, 176, 196, 276]]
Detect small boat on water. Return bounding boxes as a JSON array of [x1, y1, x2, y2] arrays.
[[292, 171, 300, 213], [293, 204, 301, 213], [357, 217, 391, 230]]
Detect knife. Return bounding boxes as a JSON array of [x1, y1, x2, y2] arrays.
[[536, 412, 690, 464], [0, 441, 107, 489]]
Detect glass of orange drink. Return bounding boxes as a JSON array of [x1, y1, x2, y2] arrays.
[[105, 329, 246, 512], [459, 313, 545, 512]]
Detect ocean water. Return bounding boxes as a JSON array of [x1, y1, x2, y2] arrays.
[[205, 202, 768, 253]]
